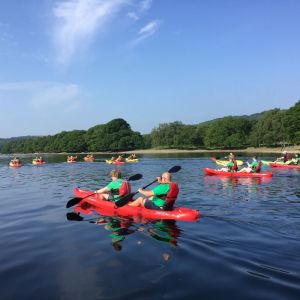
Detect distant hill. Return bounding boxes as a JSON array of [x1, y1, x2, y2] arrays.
[[199, 110, 268, 126]]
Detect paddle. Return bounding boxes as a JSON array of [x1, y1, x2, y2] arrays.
[[66, 212, 98, 222], [66, 173, 143, 208], [115, 165, 181, 208]]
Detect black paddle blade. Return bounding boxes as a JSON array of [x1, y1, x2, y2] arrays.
[[129, 173, 143, 181], [66, 197, 83, 208], [115, 193, 134, 208], [66, 212, 84, 221], [169, 165, 181, 173]]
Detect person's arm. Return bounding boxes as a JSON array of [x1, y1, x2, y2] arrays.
[[95, 187, 110, 194], [138, 188, 154, 197]]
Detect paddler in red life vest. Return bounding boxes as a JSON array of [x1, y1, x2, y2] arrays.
[[129, 172, 179, 211], [94, 170, 131, 202], [278, 151, 290, 163], [218, 154, 238, 172], [238, 156, 261, 173]]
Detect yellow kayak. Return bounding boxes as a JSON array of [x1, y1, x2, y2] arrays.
[[125, 158, 139, 163], [215, 159, 243, 166]]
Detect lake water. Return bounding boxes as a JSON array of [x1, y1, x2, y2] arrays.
[[1, 153, 300, 300]]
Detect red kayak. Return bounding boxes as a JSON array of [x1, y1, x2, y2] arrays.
[[204, 168, 273, 178], [269, 162, 300, 169], [73, 188, 200, 222], [113, 161, 125, 165]]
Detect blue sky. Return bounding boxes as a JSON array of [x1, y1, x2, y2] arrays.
[[0, 0, 299, 138]]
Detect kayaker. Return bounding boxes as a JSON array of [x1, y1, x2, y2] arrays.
[[68, 155, 77, 161], [95, 170, 131, 202], [290, 153, 300, 165], [238, 156, 261, 173], [116, 154, 123, 162], [129, 172, 179, 211], [278, 151, 290, 163], [218, 156, 238, 172]]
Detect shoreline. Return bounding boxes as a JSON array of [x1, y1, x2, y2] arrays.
[[123, 146, 300, 154], [3, 146, 299, 156]]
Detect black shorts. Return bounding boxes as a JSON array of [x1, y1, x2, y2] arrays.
[[144, 199, 162, 210]]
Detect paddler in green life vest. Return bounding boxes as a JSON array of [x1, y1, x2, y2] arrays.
[[290, 153, 300, 165], [218, 154, 238, 172], [129, 172, 179, 211], [238, 156, 261, 173], [95, 170, 130, 202]]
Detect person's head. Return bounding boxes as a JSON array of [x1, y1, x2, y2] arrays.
[[252, 156, 257, 161], [161, 172, 171, 183], [283, 150, 287, 154], [110, 170, 121, 180]]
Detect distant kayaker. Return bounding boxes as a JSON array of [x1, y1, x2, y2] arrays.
[[95, 170, 131, 202], [68, 155, 77, 161], [129, 172, 179, 211], [290, 153, 300, 165], [116, 155, 123, 162], [218, 156, 238, 172], [238, 156, 261, 173], [278, 151, 290, 163]]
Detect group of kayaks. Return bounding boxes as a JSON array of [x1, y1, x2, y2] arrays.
[[8, 154, 140, 167], [205, 157, 300, 178]]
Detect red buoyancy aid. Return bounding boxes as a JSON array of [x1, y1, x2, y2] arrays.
[[164, 182, 179, 210], [118, 180, 131, 197], [255, 161, 262, 173], [229, 161, 238, 171]]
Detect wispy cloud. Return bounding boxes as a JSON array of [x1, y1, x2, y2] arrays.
[[0, 81, 81, 112], [127, 0, 152, 20], [127, 11, 139, 21], [139, 20, 159, 35], [52, 0, 129, 65], [139, 0, 152, 12], [130, 19, 161, 47]]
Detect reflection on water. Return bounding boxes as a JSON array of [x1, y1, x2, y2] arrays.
[[204, 176, 273, 194], [67, 212, 181, 251]]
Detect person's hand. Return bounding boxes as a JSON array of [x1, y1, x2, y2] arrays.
[[156, 176, 161, 183], [138, 188, 143, 193]]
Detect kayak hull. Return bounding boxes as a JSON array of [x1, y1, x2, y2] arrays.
[[32, 160, 46, 165], [73, 188, 200, 222], [215, 159, 243, 166], [105, 160, 125, 165], [9, 162, 22, 167], [204, 168, 273, 177], [269, 162, 300, 169], [125, 158, 139, 163]]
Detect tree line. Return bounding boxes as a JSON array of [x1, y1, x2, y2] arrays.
[[1, 101, 299, 153]]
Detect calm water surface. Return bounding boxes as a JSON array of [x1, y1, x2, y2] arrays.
[[0, 153, 300, 300]]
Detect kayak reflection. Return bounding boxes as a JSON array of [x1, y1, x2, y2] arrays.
[[66, 211, 181, 251], [204, 176, 272, 193]]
